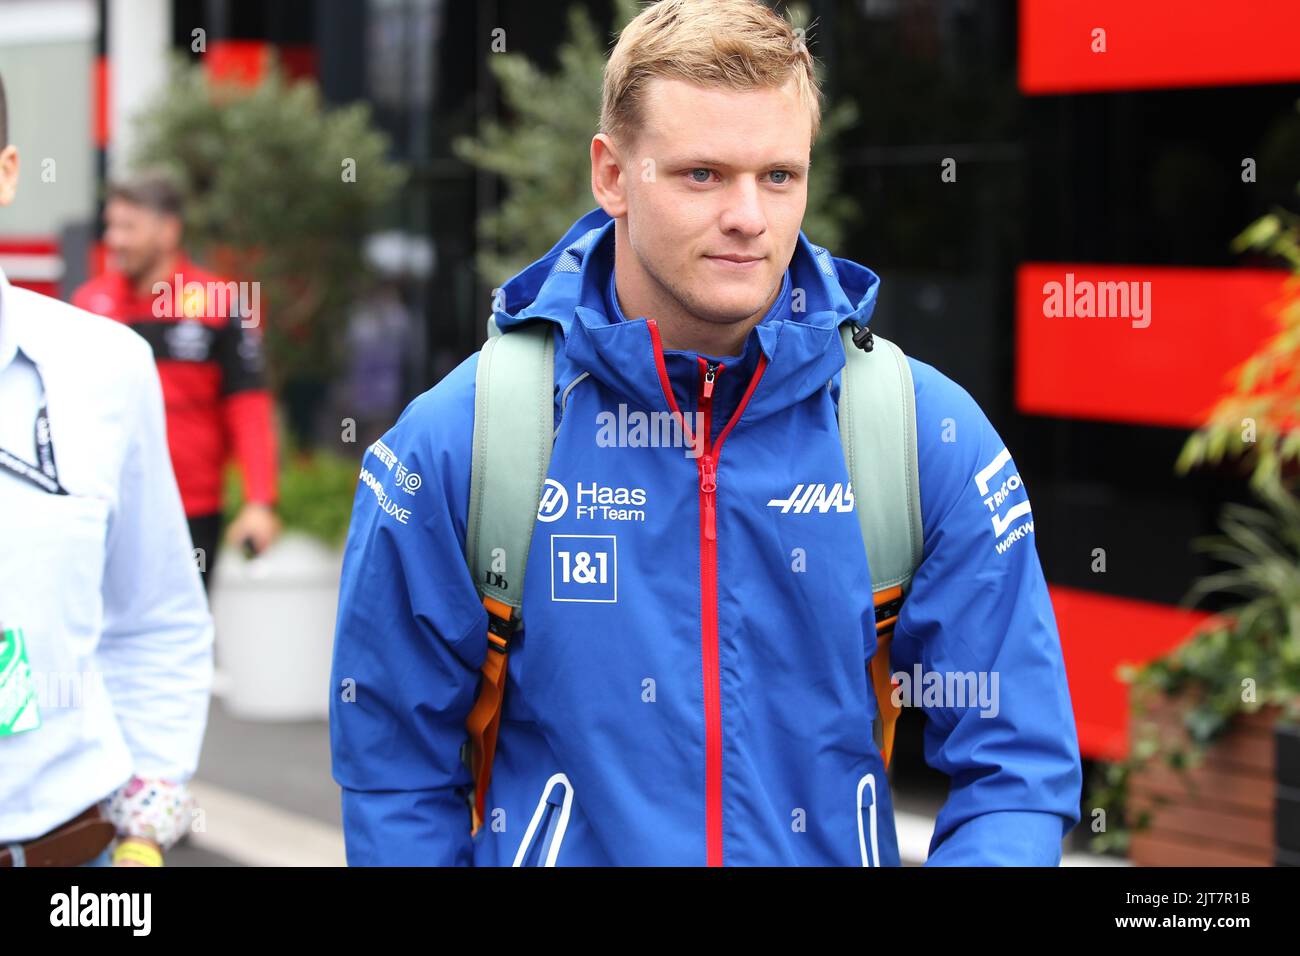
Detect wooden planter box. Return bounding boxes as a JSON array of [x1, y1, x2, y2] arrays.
[[1127, 695, 1281, 866]]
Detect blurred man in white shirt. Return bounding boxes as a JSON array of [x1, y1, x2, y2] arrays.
[[0, 72, 213, 868]]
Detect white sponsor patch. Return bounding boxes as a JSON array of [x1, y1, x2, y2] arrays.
[[358, 467, 412, 524], [366, 440, 422, 496], [368, 439, 398, 470], [537, 478, 569, 522], [974, 446, 1033, 554], [766, 482, 856, 514], [550, 534, 617, 603], [538, 479, 647, 523]]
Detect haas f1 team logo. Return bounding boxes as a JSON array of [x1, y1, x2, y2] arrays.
[[537, 479, 569, 522]]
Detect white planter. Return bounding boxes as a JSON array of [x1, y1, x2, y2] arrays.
[[209, 530, 343, 721]]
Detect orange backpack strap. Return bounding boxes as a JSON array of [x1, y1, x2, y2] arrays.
[[463, 322, 555, 836], [465, 596, 517, 834], [870, 585, 906, 770]]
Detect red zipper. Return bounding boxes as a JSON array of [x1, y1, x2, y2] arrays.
[[647, 319, 768, 866]]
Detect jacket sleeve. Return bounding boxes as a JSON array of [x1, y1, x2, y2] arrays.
[[216, 310, 278, 506], [328, 353, 488, 866], [95, 336, 214, 782], [890, 358, 1082, 866]]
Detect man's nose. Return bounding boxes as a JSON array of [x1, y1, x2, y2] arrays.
[[718, 177, 767, 237]]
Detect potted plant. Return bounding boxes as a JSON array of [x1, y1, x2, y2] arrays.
[[129, 56, 405, 397], [1117, 484, 1300, 865], [211, 450, 359, 721]]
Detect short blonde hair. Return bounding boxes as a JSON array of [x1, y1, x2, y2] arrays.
[[601, 0, 822, 148]]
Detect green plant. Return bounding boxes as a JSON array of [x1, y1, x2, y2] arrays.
[[223, 451, 360, 549], [1148, 484, 1300, 731], [1091, 483, 1300, 853], [129, 56, 406, 387], [1176, 102, 1300, 490], [453, 0, 860, 286], [1090, 493, 1300, 851]]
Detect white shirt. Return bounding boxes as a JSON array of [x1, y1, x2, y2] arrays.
[[0, 266, 213, 843]]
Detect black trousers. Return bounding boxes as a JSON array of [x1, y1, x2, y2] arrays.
[[187, 512, 223, 594]]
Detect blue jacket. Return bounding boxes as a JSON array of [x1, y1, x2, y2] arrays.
[[329, 207, 1082, 866]]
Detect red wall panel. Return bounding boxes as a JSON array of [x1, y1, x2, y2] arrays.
[[1052, 585, 1213, 762], [1021, 0, 1300, 94], [1016, 263, 1290, 428]]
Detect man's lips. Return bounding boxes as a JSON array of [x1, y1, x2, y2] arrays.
[[705, 254, 765, 270]]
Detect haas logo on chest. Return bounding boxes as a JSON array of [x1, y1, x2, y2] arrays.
[[767, 482, 856, 514]]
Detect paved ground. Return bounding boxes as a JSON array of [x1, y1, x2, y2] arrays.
[[170, 693, 340, 866]]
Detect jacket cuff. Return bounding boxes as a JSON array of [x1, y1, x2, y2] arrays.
[[102, 776, 195, 851], [924, 809, 1067, 866]]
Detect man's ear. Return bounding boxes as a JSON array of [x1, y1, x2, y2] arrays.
[[590, 133, 628, 219], [0, 145, 20, 207]]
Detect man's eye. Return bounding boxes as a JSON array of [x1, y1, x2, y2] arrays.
[[769, 170, 791, 184], [689, 169, 713, 183]]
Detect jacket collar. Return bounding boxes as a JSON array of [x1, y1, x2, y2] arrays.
[[0, 265, 47, 373], [492, 207, 881, 421]]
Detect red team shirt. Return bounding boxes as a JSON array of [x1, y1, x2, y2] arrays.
[[72, 257, 278, 516]]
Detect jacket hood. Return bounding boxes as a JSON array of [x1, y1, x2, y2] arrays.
[[492, 206, 881, 421]]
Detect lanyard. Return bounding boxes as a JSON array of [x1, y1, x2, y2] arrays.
[[0, 371, 67, 496]]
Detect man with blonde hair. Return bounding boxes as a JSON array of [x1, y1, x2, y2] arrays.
[[331, 0, 1081, 866]]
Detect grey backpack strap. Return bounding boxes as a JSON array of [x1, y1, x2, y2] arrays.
[[837, 323, 923, 594], [466, 321, 555, 617]]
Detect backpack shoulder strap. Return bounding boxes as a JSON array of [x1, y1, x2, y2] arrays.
[[837, 323, 923, 590], [466, 318, 554, 611], [837, 321, 923, 772], [464, 319, 554, 833]]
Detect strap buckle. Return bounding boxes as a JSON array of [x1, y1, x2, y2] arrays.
[[873, 585, 906, 637], [851, 323, 875, 352], [874, 595, 904, 625], [482, 596, 518, 653]]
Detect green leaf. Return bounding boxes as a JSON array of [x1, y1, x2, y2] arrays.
[[1233, 214, 1281, 253]]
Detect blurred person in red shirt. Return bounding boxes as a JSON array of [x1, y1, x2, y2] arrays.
[[72, 171, 280, 588]]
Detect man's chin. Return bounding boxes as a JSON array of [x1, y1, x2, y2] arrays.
[[687, 303, 771, 328], [113, 261, 146, 285], [690, 289, 779, 323]]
